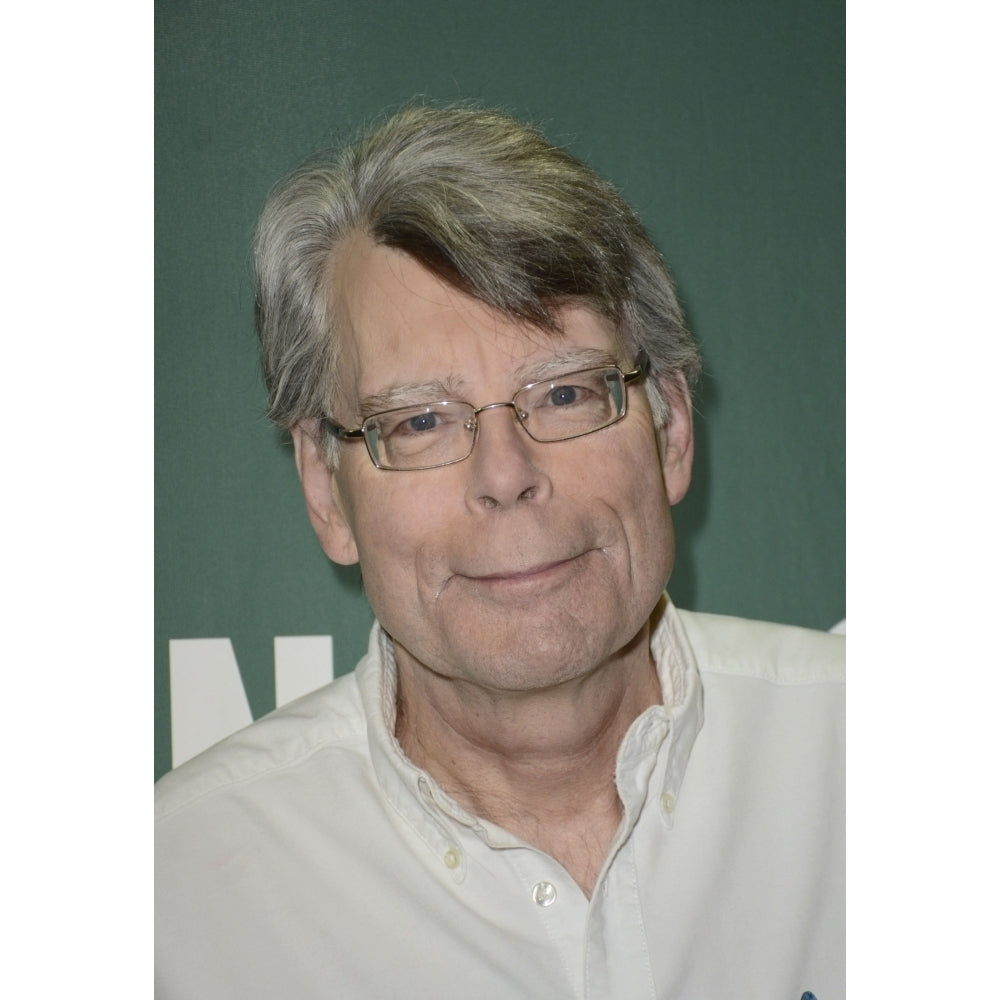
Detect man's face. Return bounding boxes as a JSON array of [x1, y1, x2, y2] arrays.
[[297, 236, 693, 694]]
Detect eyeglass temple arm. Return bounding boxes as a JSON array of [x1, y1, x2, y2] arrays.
[[321, 417, 365, 440], [625, 348, 649, 382]]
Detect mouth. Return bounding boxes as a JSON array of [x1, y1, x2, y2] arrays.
[[472, 558, 577, 582], [453, 553, 590, 599]]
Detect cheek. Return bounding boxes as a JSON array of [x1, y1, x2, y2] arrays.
[[611, 436, 676, 575], [632, 486, 675, 570], [348, 477, 455, 604]]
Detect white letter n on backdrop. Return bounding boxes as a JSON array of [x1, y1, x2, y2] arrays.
[[168, 636, 334, 769]]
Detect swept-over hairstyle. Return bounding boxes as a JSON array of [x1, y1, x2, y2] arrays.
[[254, 104, 700, 460]]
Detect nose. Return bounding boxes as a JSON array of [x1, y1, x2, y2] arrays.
[[463, 403, 553, 513]]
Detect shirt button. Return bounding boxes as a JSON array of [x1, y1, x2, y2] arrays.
[[660, 792, 676, 814], [532, 881, 557, 907], [443, 848, 461, 869]]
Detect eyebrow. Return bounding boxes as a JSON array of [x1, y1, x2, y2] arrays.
[[357, 378, 470, 418], [357, 348, 623, 417], [513, 348, 621, 384]]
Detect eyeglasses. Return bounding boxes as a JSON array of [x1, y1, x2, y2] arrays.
[[323, 351, 648, 471]]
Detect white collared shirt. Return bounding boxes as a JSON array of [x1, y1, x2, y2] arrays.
[[156, 600, 844, 998]]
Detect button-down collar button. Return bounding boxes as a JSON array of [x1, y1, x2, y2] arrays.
[[443, 848, 461, 869], [532, 881, 557, 907], [660, 791, 676, 814]]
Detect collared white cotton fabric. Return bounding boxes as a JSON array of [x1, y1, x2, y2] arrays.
[[155, 600, 845, 999]]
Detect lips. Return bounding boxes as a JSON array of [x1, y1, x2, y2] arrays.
[[465, 557, 580, 583], [448, 552, 599, 604]]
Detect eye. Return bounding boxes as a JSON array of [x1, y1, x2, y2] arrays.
[[547, 384, 580, 406], [380, 405, 458, 441], [403, 411, 440, 433]]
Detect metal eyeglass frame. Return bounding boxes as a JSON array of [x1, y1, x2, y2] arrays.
[[322, 349, 649, 471]]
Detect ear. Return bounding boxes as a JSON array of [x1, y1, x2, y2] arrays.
[[656, 380, 695, 506], [290, 421, 360, 566]]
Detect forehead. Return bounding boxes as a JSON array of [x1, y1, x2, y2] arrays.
[[330, 236, 619, 399]]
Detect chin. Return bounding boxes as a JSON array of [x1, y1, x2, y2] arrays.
[[449, 609, 646, 691]]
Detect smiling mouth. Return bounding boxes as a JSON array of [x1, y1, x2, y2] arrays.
[[472, 558, 577, 582], [455, 554, 592, 597]]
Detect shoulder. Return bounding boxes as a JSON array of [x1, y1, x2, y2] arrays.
[[673, 609, 845, 812], [155, 669, 367, 822], [675, 607, 844, 687]]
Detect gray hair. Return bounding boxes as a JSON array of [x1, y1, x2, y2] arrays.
[[254, 104, 701, 462]]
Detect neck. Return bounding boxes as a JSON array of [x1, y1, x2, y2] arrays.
[[394, 625, 661, 896]]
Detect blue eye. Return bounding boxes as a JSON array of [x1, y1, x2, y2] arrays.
[[405, 412, 439, 433], [548, 385, 579, 406]]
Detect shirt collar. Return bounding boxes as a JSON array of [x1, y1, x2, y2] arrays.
[[356, 595, 704, 852], [615, 596, 705, 833]]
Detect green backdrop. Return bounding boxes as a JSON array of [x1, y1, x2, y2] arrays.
[[155, 0, 844, 779]]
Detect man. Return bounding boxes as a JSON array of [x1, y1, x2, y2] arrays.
[[156, 105, 844, 998]]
